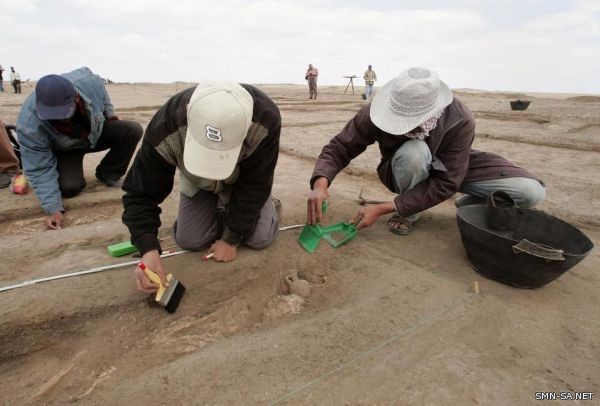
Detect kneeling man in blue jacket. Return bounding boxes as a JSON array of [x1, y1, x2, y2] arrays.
[[17, 67, 142, 229]]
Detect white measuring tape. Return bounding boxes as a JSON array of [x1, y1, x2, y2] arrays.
[[0, 250, 189, 293], [0, 224, 305, 293]]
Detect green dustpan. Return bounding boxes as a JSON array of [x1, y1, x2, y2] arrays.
[[298, 200, 358, 253], [298, 201, 328, 253], [321, 222, 358, 248], [298, 222, 358, 253], [298, 224, 323, 253]]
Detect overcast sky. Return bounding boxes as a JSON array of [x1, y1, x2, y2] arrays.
[[1, 0, 599, 93]]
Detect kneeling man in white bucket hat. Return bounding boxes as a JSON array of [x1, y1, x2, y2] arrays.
[[123, 82, 281, 292], [307, 67, 545, 234]]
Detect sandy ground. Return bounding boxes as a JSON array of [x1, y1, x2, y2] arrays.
[[0, 83, 599, 405]]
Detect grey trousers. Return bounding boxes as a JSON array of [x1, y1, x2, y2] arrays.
[[390, 139, 546, 208], [173, 191, 280, 251]]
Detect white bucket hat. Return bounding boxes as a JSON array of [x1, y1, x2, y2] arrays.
[[370, 67, 453, 135], [184, 81, 254, 180]]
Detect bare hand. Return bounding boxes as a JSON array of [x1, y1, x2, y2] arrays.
[[207, 240, 237, 262], [134, 250, 168, 293], [352, 202, 396, 230], [46, 211, 64, 230], [307, 177, 329, 225], [352, 205, 382, 230]]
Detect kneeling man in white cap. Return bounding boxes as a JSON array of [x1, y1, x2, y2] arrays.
[[123, 82, 281, 292], [307, 67, 545, 234]]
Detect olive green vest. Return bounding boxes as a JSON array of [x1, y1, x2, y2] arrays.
[[155, 122, 269, 201]]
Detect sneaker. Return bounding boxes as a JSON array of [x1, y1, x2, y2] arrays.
[[0, 173, 11, 189], [96, 173, 123, 188]]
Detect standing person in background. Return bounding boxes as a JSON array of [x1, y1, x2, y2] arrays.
[[10, 67, 21, 94], [305, 64, 319, 100], [363, 65, 377, 100], [0, 65, 5, 93]]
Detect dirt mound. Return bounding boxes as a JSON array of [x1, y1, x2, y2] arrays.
[[458, 91, 532, 100], [473, 110, 551, 124], [566, 95, 600, 103]]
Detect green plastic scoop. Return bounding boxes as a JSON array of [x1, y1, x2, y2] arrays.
[[298, 224, 323, 253], [298, 222, 358, 253], [321, 222, 358, 248], [298, 202, 358, 253]]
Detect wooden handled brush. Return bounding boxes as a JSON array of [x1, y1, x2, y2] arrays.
[[138, 262, 185, 313]]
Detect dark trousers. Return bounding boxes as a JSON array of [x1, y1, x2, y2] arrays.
[[55, 119, 142, 197], [12, 80, 21, 94]]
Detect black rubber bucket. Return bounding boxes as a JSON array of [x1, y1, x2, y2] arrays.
[[456, 204, 594, 288], [510, 100, 531, 111]]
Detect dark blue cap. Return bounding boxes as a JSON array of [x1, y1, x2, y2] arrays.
[[35, 74, 77, 120]]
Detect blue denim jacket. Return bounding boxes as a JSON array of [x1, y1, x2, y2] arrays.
[[17, 67, 115, 214]]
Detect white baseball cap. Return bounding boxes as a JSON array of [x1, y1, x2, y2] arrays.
[[370, 67, 453, 135], [184, 82, 254, 180]]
